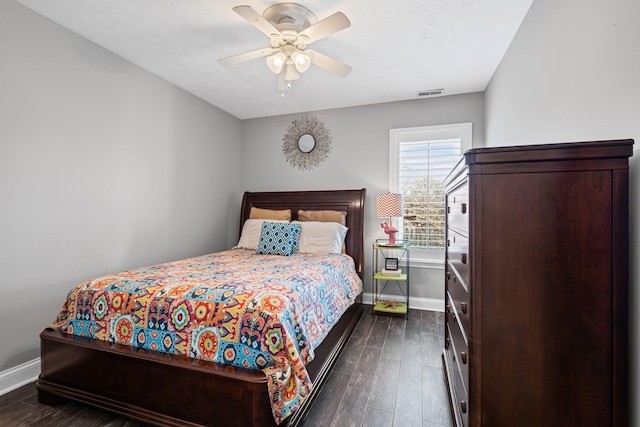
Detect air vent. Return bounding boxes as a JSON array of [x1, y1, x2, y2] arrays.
[[417, 89, 444, 97]]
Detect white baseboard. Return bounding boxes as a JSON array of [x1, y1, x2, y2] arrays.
[[0, 358, 40, 396], [363, 292, 444, 312]]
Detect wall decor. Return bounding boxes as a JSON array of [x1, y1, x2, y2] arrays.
[[282, 115, 332, 171]]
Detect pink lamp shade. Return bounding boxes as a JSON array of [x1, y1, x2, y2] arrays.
[[376, 193, 403, 218], [376, 193, 403, 245]]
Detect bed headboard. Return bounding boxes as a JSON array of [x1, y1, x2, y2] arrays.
[[240, 189, 366, 279]]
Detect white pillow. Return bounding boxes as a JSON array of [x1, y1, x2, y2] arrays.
[[292, 221, 348, 254], [234, 219, 289, 250]]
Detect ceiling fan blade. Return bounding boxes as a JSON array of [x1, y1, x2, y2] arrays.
[[233, 5, 282, 38], [218, 48, 276, 66], [298, 12, 351, 44], [307, 49, 351, 77]]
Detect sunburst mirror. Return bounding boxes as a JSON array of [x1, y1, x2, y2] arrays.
[[282, 115, 332, 171]]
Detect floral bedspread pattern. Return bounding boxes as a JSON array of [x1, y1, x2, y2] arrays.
[[51, 249, 362, 424]]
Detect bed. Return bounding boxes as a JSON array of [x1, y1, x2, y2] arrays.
[[36, 188, 366, 427]]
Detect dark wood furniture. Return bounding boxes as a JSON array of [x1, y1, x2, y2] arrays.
[[442, 140, 632, 427], [37, 188, 366, 427]]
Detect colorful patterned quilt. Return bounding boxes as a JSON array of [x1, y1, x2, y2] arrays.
[[51, 249, 362, 424]]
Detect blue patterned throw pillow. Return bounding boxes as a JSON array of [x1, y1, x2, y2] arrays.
[[257, 221, 302, 256]]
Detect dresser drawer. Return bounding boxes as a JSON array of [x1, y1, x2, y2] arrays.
[[445, 325, 469, 427], [447, 228, 469, 286], [446, 301, 469, 393], [447, 184, 469, 235], [446, 262, 469, 335]]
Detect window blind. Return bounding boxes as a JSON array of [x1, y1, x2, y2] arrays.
[[398, 138, 462, 249]]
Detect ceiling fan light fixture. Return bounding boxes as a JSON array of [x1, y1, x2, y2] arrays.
[[283, 62, 300, 80], [223, 4, 352, 93], [291, 51, 311, 73], [266, 52, 287, 73], [277, 70, 293, 93]]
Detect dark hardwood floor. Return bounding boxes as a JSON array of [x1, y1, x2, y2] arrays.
[[0, 307, 452, 427]]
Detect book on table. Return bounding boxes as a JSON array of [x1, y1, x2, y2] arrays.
[[380, 268, 402, 276]]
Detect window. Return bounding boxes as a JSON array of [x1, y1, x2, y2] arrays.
[[389, 123, 472, 262]]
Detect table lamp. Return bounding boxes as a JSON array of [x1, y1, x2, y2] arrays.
[[376, 192, 403, 245]]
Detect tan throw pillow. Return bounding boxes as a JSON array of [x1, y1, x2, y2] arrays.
[[249, 207, 292, 221], [297, 209, 347, 225]]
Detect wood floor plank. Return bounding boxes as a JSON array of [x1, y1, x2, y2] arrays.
[[330, 408, 365, 427], [0, 384, 36, 408], [421, 311, 440, 336], [363, 407, 394, 427], [351, 310, 375, 339], [333, 336, 367, 376], [435, 312, 445, 341], [409, 308, 422, 318], [394, 362, 423, 427], [302, 370, 351, 427], [404, 315, 422, 343], [367, 359, 400, 413], [380, 317, 406, 362], [393, 340, 423, 427], [0, 399, 54, 426], [421, 330, 444, 368], [422, 365, 452, 426], [394, 388, 423, 427], [366, 315, 390, 348], [332, 346, 382, 425], [399, 340, 423, 379], [434, 311, 445, 326]]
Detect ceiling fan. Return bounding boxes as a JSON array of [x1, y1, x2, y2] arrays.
[[218, 3, 352, 91]]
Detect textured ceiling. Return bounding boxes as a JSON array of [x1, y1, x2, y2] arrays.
[[14, 0, 533, 120]]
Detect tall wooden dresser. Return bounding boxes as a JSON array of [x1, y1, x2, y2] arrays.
[[442, 140, 633, 427]]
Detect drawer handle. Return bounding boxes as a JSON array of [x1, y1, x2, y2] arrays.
[[460, 302, 467, 314], [447, 206, 451, 214], [460, 401, 467, 414], [447, 239, 450, 247], [461, 352, 467, 364], [447, 271, 451, 281], [461, 203, 467, 214], [461, 253, 467, 264]]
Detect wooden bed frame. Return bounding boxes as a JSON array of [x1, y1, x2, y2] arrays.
[[36, 188, 366, 427]]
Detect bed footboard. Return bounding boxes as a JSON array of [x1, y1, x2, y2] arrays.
[[37, 299, 362, 427]]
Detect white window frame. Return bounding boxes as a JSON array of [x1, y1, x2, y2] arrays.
[[389, 123, 472, 267]]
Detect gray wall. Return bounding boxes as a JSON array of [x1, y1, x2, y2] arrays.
[[0, 1, 242, 371], [241, 93, 485, 303], [484, 0, 640, 423]]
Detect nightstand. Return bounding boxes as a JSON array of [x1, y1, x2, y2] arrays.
[[372, 239, 410, 317]]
